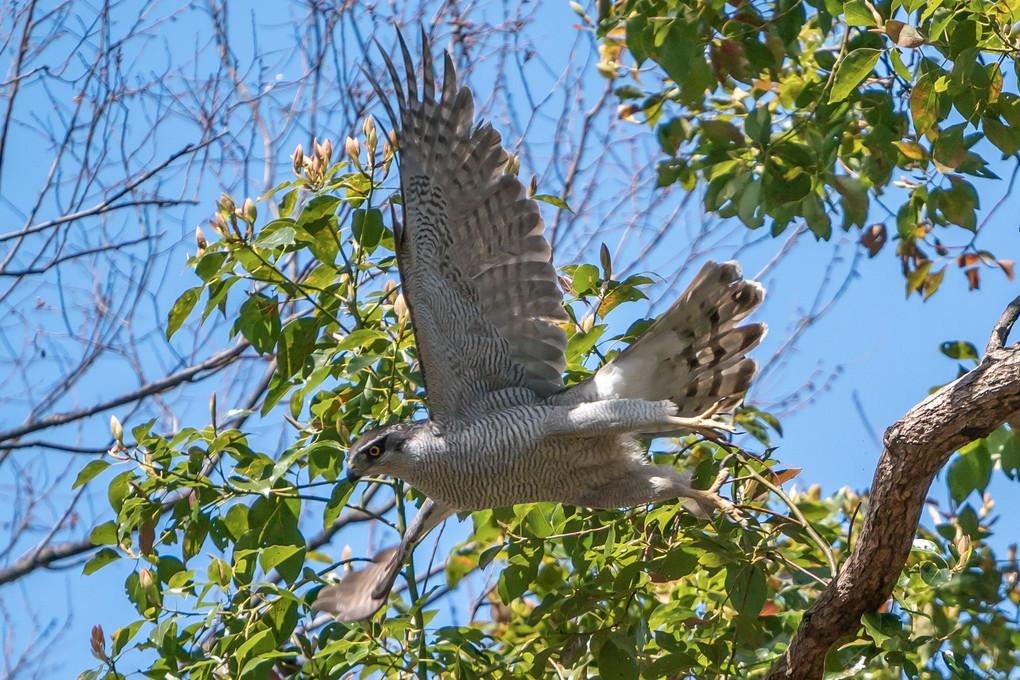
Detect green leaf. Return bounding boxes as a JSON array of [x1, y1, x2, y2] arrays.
[[906, 260, 932, 296], [336, 327, 388, 350], [829, 48, 883, 103], [352, 208, 384, 253], [278, 189, 298, 219], [277, 318, 317, 380], [166, 286, 203, 340], [947, 441, 992, 503], [803, 193, 831, 239], [234, 293, 280, 355], [195, 251, 228, 281], [939, 340, 979, 362], [909, 71, 939, 133], [932, 123, 967, 172], [526, 506, 553, 539], [90, 521, 118, 546], [566, 325, 606, 362], [983, 117, 1020, 156], [745, 105, 772, 148], [296, 195, 341, 263], [862, 612, 903, 645], [843, 1, 879, 27], [657, 21, 714, 107], [571, 264, 600, 295], [727, 564, 767, 616], [889, 48, 912, 82], [323, 483, 354, 529], [235, 628, 276, 666], [625, 14, 650, 65], [208, 558, 232, 586], [74, 459, 111, 489], [938, 177, 978, 231], [111, 620, 145, 656], [597, 632, 639, 680], [83, 547, 121, 575], [259, 545, 305, 579], [256, 225, 295, 249], [1001, 432, 1020, 479], [532, 194, 573, 212]]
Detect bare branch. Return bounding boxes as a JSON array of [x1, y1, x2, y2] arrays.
[[0, 536, 93, 587], [985, 293, 1020, 355], [0, 341, 250, 444]]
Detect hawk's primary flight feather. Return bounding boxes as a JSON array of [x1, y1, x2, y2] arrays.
[[313, 30, 766, 622], [375, 32, 568, 424]]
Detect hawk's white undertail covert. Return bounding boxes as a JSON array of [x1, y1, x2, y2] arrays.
[[312, 30, 767, 622]]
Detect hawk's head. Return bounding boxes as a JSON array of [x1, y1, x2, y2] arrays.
[[345, 422, 419, 484]]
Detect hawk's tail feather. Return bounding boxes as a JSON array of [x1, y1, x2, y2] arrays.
[[576, 261, 766, 417]]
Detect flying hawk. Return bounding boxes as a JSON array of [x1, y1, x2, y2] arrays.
[[312, 31, 765, 621]]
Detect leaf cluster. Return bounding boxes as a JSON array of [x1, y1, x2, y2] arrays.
[[594, 0, 1020, 296]]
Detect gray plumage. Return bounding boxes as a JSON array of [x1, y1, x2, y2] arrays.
[[312, 31, 766, 622]]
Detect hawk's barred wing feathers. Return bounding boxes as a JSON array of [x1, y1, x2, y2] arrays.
[[370, 31, 568, 424]]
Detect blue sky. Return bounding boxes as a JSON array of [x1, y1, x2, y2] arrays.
[[3, 0, 1020, 675]]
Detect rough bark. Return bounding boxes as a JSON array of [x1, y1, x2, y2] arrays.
[[766, 300, 1020, 679]]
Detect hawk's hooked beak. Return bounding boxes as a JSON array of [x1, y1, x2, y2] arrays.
[[346, 467, 362, 484]]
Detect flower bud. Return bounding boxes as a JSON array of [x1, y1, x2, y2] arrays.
[[363, 116, 378, 154], [90, 625, 108, 662], [211, 212, 228, 236], [345, 136, 361, 169], [394, 293, 409, 322], [292, 144, 304, 176], [195, 224, 207, 251], [218, 193, 235, 215], [382, 140, 395, 174], [110, 415, 124, 444], [505, 153, 520, 175], [242, 197, 257, 224], [307, 153, 321, 178]]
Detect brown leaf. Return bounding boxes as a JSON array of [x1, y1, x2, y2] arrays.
[[965, 267, 981, 290], [617, 103, 641, 121], [860, 223, 887, 257], [885, 20, 925, 48], [998, 259, 1015, 281], [773, 468, 803, 484], [139, 519, 155, 557], [957, 253, 981, 267], [759, 600, 782, 617]]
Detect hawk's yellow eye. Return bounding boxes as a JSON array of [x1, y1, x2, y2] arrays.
[[367, 445, 382, 458]]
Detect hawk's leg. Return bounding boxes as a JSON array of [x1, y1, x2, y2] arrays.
[[570, 465, 742, 523], [546, 399, 735, 439]]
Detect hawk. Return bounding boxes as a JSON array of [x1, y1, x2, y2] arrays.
[[312, 31, 766, 621]]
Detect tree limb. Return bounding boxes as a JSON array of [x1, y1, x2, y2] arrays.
[[766, 317, 1020, 679], [0, 341, 250, 444]]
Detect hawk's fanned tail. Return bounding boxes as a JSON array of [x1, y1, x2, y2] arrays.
[[575, 261, 766, 416]]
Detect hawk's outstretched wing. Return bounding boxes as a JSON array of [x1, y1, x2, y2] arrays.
[[311, 499, 455, 621], [370, 32, 568, 424]]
